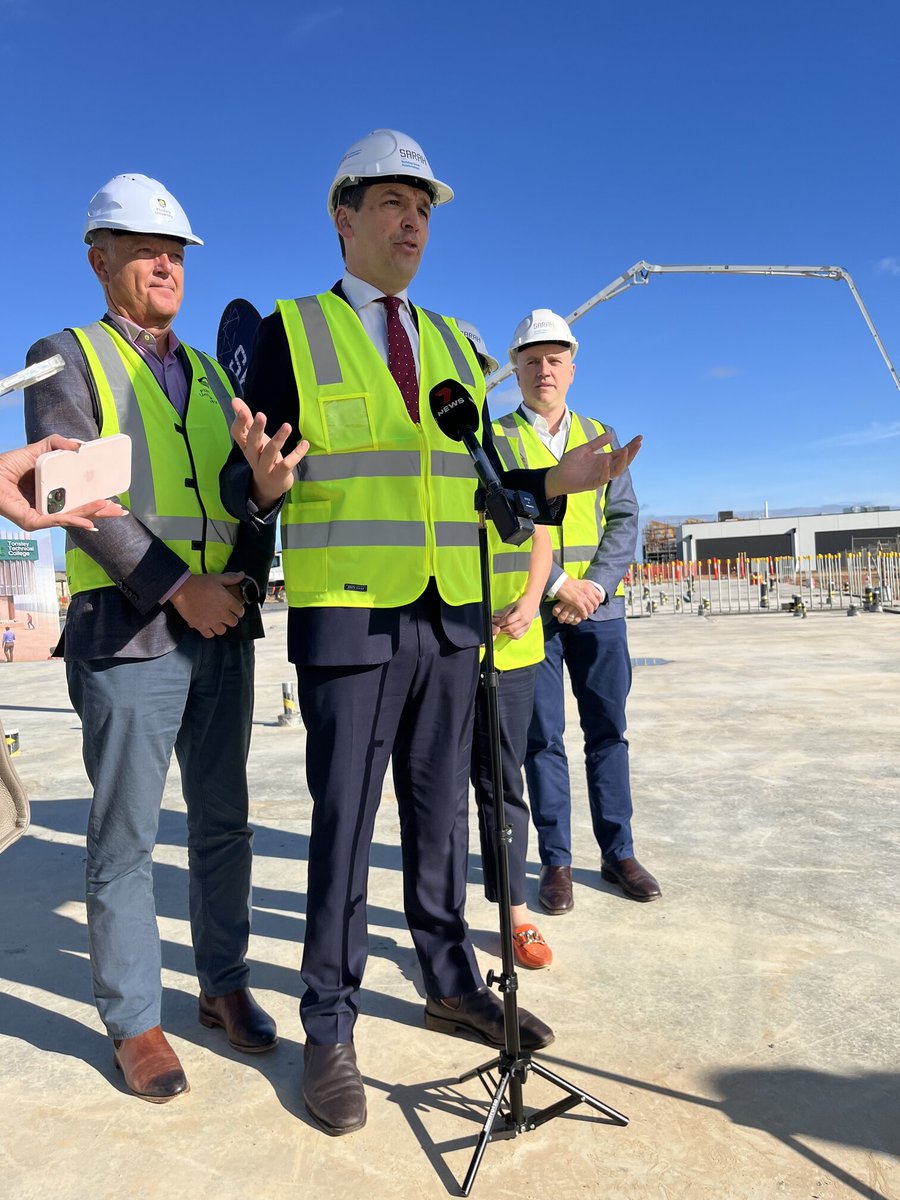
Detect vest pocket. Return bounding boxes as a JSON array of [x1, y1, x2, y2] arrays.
[[318, 393, 374, 452], [286, 500, 330, 594]]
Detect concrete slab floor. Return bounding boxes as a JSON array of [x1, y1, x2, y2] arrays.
[[1, 606, 898, 1200]]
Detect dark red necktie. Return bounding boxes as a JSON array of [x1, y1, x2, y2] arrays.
[[378, 295, 419, 423]]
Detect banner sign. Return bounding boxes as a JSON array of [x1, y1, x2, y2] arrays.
[[0, 539, 39, 562]]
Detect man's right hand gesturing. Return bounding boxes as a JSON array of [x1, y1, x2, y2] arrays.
[[230, 398, 310, 510]]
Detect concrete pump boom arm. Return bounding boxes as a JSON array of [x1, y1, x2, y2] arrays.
[[486, 261, 900, 394]]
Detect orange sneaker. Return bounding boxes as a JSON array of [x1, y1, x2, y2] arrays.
[[513, 923, 553, 970]]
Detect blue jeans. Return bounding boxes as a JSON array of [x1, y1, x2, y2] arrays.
[[525, 617, 634, 867], [67, 632, 255, 1039]]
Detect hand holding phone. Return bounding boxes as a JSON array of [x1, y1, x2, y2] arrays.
[[35, 434, 132, 516]]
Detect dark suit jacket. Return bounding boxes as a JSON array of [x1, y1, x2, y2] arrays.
[[220, 287, 563, 667], [25, 323, 274, 661]]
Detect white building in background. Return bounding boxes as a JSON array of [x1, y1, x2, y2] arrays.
[[678, 509, 900, 563]]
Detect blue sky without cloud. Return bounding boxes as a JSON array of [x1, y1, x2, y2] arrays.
[[2, 0, 899, 560]]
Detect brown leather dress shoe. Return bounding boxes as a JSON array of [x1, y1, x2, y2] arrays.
[[600, 856, 662, 901], [424, 986, 554, 1050], [113, 1026, 189, 1103], [538, 864, 574, 915], [199, 988, 277, 1053], [303, 1042, 367, 1136]]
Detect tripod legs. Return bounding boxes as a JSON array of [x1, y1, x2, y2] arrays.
[[455, 515, 628, 1195], [459, 1052, 629, 1195]]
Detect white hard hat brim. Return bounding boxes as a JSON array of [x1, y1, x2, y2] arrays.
[[509, 337, 579, 365], [84, 219, 204, 247], [328, 173, 453, 217]]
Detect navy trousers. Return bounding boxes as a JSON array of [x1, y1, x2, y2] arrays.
[[525, 616, 634, 867], [67, 633, 255, 1039], [296, 592, 483, 1045], [470, 663, 537, 907]]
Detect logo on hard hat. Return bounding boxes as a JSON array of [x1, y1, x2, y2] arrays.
[[399, 147, 426, 170], [152, 195, 174, 222]]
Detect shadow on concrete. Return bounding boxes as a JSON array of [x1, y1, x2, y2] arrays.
[[373, 1061, 629, 1196], [711, 1065, 899, 1199], [374, 1072, 495, 1194], [0, 703, 76, 715], [1, 797, 430, 1082], [535, 1051, 898, 1200]]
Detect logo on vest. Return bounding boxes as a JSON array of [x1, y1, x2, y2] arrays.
[[344, 583, 367, 592], [196, 374, 217, 404]]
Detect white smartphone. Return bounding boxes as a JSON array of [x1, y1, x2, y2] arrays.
[[34, 434, 132, 516], [0, 355, 66, 397]]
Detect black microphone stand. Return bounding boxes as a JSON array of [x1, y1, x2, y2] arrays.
[[457, 489, 628, 1196]]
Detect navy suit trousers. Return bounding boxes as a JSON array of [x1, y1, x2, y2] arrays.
[[525, 616, 634, 866], [296, 592, 482, 1045]]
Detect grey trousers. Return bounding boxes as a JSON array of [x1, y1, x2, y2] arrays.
[[67, 632, 255, 1039]]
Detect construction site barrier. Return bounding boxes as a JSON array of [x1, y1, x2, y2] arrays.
[[627, 552, 900, 617]]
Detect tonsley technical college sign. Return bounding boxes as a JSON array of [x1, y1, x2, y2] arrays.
[[0, 539, 38, 562]]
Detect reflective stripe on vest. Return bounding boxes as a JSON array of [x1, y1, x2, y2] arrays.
[[276, 293, 485, 608], [65, 323, 239, 596], [420, 312, 477, 390], [497, 409, 624, 597], [486, 419, 544, 670]]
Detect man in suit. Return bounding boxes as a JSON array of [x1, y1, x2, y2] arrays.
[[25, 174, 279, 1102], [500, 309, 660, 915], [225, 130, 641, 1135]]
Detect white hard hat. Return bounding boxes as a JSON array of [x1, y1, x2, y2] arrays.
[[83, 174, 203, 246], [327, 129, 453, 217], [455, 318, 500, 376], [508, 308, 578, 365]]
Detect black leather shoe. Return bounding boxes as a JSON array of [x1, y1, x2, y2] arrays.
[[538, 864, 574, 915], [601, 856, 661, 902], [303, 1042, 367, 1136], [424, 987, 554, 1051], [199, 988, 278, 1053]]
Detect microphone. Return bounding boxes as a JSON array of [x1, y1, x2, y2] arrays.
[[429, 379, 536, 545], [429, 379, 501, 495]]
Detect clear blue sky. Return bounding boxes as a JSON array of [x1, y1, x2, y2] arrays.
[[3, 0, 899, 553]]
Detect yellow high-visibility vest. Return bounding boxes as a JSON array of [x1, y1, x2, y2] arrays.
[[486, 420, 544, 670], [277, 294, 485, 607], [495, 408, 624, 598], [66, 322, 238, 596]]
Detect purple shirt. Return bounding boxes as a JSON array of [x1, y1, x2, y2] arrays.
[[105, 312, 189, 417]]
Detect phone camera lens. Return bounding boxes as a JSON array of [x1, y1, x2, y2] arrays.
[[47, 487, 66, 515]]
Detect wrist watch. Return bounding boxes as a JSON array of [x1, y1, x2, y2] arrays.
[[238, 576, 261, 606]]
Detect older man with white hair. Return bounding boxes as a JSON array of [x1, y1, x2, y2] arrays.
[[24, 174, 283, 1102]]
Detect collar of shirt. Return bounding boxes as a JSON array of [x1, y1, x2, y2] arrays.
[[104, 312, 188, 414], [341, 271, 419, 374], [341, 271, 411, 317], [104, 312, 181, 362], [520, 402, 571, 459]]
